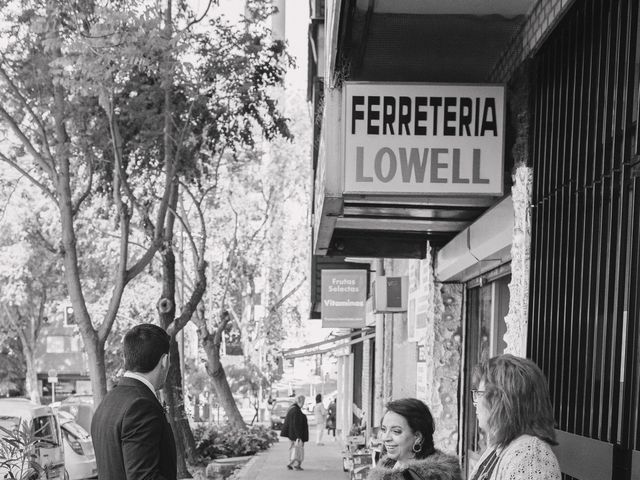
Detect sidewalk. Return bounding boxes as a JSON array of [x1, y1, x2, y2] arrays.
[[237, 431, 347, 480]]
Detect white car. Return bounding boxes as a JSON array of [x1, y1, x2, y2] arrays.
[[0, 398, 65, 480], [57, 410, 97, 480]]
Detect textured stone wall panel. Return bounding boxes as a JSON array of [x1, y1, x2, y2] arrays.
[[433, 283, 463, 453]]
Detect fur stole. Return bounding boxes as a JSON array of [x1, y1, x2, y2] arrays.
[[367, 452, 462, 480]]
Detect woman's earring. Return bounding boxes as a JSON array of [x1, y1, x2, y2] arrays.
[[412, 439, 422, 453]]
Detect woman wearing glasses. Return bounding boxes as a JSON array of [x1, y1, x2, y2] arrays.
[[470, 354, 561, 480], [367, 398, 461, 480]]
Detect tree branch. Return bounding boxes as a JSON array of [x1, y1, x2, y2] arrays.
[[72, 152, 93, 216], [0, 65, 57, 170], [167, 259, 207, 337], [102, 93, 155, 237], [268, 275, 306, 314], [98, 202, 131, 342], [0, 152, 56, 203], [0, 105, 56, 180], [219, 208, 239, 313], [181, 0, 215, 32], [213, 310, 231, 348]]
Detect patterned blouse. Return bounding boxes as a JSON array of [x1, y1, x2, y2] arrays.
[[469, 435, 561, 480]]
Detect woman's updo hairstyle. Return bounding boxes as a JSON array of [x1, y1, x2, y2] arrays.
[[384, 398, 436, 459]]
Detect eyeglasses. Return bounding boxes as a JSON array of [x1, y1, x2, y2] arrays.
[[471, 389, 486, 404]]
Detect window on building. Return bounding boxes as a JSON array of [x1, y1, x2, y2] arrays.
[[463, 268, 511, 473], [46, 336, 65, 353], [69, 336, 81, 352], [63, 305, 75, 326]]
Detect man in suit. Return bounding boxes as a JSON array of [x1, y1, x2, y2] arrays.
[[92, 323, 177, 480], [280, 395, 309, 471]]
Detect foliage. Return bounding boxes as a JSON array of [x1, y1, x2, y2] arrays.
[[0, 421, 44, 480], [0, 336, 25, 396], [183, 357, 210, 401], [194, 423, 278, 459], [225, 362, 269, 398], [0, 164, 65, 402]]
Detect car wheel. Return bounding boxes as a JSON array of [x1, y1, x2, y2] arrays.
[[64, 469, 70, 480]]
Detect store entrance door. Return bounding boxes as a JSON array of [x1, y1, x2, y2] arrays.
[[462, 270, 510, 475]]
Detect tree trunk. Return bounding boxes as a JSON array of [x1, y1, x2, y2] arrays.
[[85, 337, 108, 405], [165, 340, 197, 468], [23, 346, 40, 404], [201, 332, 245, 428], [160, 246, 194, 478]]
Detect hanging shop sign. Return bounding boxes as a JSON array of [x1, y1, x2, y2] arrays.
[[343, 82, 505, 195], [321, 269, 367, 328]]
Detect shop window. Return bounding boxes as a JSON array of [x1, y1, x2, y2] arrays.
[[46, 336, 65, 353], [463, 270, 510, 473]]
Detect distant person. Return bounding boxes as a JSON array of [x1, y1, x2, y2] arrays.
[[367, 398, 461, 480], [313, 394, 328, 445], [91, 324, 176, 480], [469, 354, 560, 480], [326, 398, 336, 440], [281, 394, 309, 471]]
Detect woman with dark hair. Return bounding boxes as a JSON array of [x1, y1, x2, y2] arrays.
[[470, 354, 561, 480], [367, 398, 461, 480]]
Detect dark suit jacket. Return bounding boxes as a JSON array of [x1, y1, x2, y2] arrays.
[[280, 403, 309, 442], [91, 376, 177, 480]]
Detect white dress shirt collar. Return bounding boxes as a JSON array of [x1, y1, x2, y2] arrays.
[[123, 371, 157, 398]]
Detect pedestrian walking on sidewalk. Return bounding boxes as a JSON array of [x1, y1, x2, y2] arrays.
[[326, 398, 336, 440], [281, 394, 309, 471], [91, 323, 177, 480], [313, 394, 328, 445], [368, 398, 461, 480], [469, 354, 560, 480]]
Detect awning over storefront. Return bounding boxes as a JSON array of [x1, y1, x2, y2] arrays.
[[309, 0, 535, 258], [283, 328, 375, 359]]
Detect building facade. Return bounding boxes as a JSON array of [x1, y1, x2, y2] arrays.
[[308, 0, 640, 478]]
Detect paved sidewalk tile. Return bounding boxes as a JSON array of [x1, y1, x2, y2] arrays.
[[239, 432, 346, 480]]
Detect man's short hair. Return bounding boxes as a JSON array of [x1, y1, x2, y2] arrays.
[[123, 323, 170, 373]]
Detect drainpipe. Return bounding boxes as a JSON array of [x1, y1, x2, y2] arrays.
[[374, 259, 385, 423]]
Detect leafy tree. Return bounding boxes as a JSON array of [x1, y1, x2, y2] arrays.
[[185, 88, 310, 430], [0, 167, 65, 403], [226, 362, 269, 424], [0, 0, 303, 474], [0, 0, 178, 406]]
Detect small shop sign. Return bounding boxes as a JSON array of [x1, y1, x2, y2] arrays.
[[321, 269, 367, 328]]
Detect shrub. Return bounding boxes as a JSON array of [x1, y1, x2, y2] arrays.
[[194, 424, 279, 459], [0, 421, 44, 480]]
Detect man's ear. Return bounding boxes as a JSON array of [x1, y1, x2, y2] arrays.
[[160, 353, 169, 369]]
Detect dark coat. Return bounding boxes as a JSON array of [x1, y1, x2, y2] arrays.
[[91, 377, 177, 480], [280, 403, 309, 442], [367, 452, 462, 480]]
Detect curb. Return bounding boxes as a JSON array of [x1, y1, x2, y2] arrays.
[[229, 452, 265, 480]]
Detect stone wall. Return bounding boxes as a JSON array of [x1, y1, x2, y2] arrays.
[[430, 282, 463, 453], [388, 248, 462, 454]]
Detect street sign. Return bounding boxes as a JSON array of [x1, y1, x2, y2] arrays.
[[48, 370, 58, 383]]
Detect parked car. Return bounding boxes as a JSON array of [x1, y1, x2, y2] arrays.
[[58, 394, 94, 433], [0, 398, 65, 480], [57, 410, 97, 480], [269, 397, 294, 430]]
